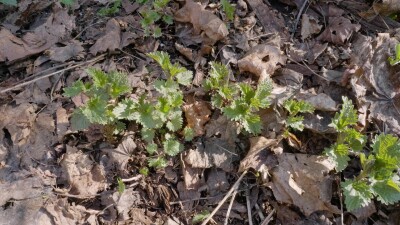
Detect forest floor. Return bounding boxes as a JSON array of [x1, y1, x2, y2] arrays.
[[1, 0, 400, 224]]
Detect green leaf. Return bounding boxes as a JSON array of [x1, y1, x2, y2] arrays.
[[153, 26, 162, 38], [153, 0, 170, 9], [166, 110, 183, 132], [147, 51, 171, 72], [108, 71, 131, 98], [113, 99, 136, 120], [117, 177, 125, 194], [0, 0, 17, 6], [141, 128, 155, 143], [342, 128, 366, 151], [283, 99, 314, 116], [342, 180, 373, 211], [371, 179, 400, 204], [209, 62, 229, 82], [162, 14, 174, 25], [82, 96, 109, 124], [183, 127, 194, 141], [222, 100, 248, 121], [239, 83, 256, 105], [221, 0, 235, 21], [98, 0, 121, 16], [139, 167, 149, 176], [324, 143, 350, 172], [70, 109, 91, 130], [146, 142, 158, 155], [63, 80, 86, 97], [134, 96, 162, 129], [372, 133, 400, 160], [87, 68, 108, 88], [192, 210, 211, 224], [163, 136, 183, 156], [330, 96, 358, 131], [211, 94, 224, 108], [168, 62, 186, 77], [253, 79, 273, 108], [60, 0, 75, 6], [287, 115, 304, 131], [176, 71, 193, 86], [154, 79, 179, 95], [148, 157, 167, 169], [242, 113, 262, 134]]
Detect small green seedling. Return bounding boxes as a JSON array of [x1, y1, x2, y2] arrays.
[[205, 62, 273, 134], [192, 210, 211, 224], [283, 99, 314, 133], [221, 0, 235, 21], [117, 177, 125, 194], [98, 0, 121, 16], [388, 43, 400, 66], [137, 0, 173, 37]]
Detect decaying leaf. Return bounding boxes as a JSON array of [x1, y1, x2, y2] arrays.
[[174, 0, 229, 45], [301, 14, 322, 40], [101, 136, 137, 171], [182, 100, 211, 137], [205, 115, 241, 145], [177, 181, 201, 211], [267, 153, 340, 216], [317, 17, 360, 45], [238, 42, 287, 80], [360, 0, 400, 19], [296, 92, 337, 111], [46, 40, 84, 62], [90, 18, 121, 55]]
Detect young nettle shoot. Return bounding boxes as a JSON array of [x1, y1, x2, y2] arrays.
[[324, 96, 366, 172], [221, 0, 235, 21], [205, 62, 273, 134], [388, 43, 400, 66], [283, 99, 314, 134], [342, 133, 400, 211], [98, 0, 122, 16], [63, 68, 131, 131], [137, 0, 174, 37]]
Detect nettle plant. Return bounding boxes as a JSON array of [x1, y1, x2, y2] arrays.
[[204, 62, 273, 134], [325, 97, 400, 210], [282, 99, 314, 134], [137, 0, 173, 37]]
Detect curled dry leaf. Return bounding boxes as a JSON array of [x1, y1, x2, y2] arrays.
[[90, 19, 121, 55], [317, 17, 360, 45], [182, 100, 211, 137], [267, 153, 340, 216], [174, 0, 228, 45], [301, 14, 322, 40], [238, 43, 286, 80], [46, 40, 84, 63]]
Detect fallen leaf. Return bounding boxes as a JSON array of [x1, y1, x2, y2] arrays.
[[46, 40, 84, 62], [182, 166, 205, 189], [360, 0, 400, 19], [238, 42, 286, 80], [129, 208, 154, 225], [90, 18, 121, 55], [182, 99, 211, 136], [297, 92, 337, 111], [174, 0, 228, 45], [301, 14, 322, 40], [267, 153, 340, 216], [101, 189, 142, 221], [205, 115, 241, 145], [184, 138, 239, 172], [351, 202, 376, 220], [101, 136, 137, 172], [206, 169, 229, 196], [303, 112, 336, 134], [317, 17, 360, 45], [177, 181, 201, 211]]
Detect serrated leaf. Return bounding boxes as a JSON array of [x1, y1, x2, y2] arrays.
[[154, 79, 179, 95], [192, 210, 210, 224], [222, 100, 248, 121], [63, 80, 86, 97], [139, 167, 149, 176], [287, 115, 305, 131], [147, 51, 171, 71], [168, 62, 187, 77], [162, 14, 173, 25], [70, 109, 91, 130], [183, 127, 194, 141], [108, 71, 131, 98], [153, 26, 162, 38], [324, 143, 350, 172], [211, 94, 224, 108], [117, 177, 125, 194], [133, 97, 163, 129], [371, 179, 400, 204], [372, 133, 400, 160], [166, 110, 183, 132], [141, 128, 155, 143], [242, 113, 262, 134], [342, 128, 366, 151], [342, 180, 373, 211], [330, 96, 358, 131], [82, 96, 109, 124], [146, 142, 158, 155], [254, 79, 273, 108], [87, 68, 108, 88], [0, 0, 17, 6], [113, 99, 136, 120], [176, 71, 193, 86], [148, 157, 167, 168], [221, 0, 235, 21], [153, 0, 170, 9], [113, 121, 126, 134], [163, 137, 183, 156], [239, 83, 256, 105], [283, 99, 315, 116]]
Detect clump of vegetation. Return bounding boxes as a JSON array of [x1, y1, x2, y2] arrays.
[[388, 43, 400, 66], [98, 0, 122, 16], [137, 0, 173, 37], [204, 62, 273, 134], [221, 0, 235, 21], [283, 99, 314, 134]]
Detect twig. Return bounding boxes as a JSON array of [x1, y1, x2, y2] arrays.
[[224, 189, 238, 225], [246, 189, 253, 225], [255, 203, 265, 221], [260, 209, 275, 225], [291, 0, 309, 39], [121, 174, 142, 182], [201, 171, 247, 225], [0, 54, 106, 94]]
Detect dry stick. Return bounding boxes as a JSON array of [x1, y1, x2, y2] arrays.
[[291, 0, 309, 39], [260, 209, 276, 225], [0, 54, 106, 94], [224, 189, 238, 225], [246, 189, 253, 225], [254, 203, 265, 221], [121, 174, 142, 182], [201, 171, 248, 225]]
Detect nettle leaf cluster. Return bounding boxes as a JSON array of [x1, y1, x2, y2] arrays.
[[324, 97, 400, 210], [98, 0, 122, 16], [64, 68, 131, 132], [220, 0, 235, 21], [283, 99, 314, 133], [113, 51, 193, 168], [137, 0, 173, 37], [204, 62, 273, 134]]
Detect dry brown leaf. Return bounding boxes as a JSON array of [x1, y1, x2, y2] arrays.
[[303, 112, 336, 134], [60, 145, 107, 196], [238, 43, 286, 80], [177, 181, 201, 211], [360, 0, 400, 19], [0, 5, 75, 62], [89, 18, 121, 55], [56, 107, 70, 141], [174, 0, 228, 45], [301, 14, 322, 40], [317, 17, 360, 45], [205, 115, 241, 145], [297, 92, 337, 111], [182, 100, 211, 136], [267, 153, 340, 216], [46, 40, 84, 62], [206, 169, 229, 196], [101, 136, 137, 172]]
